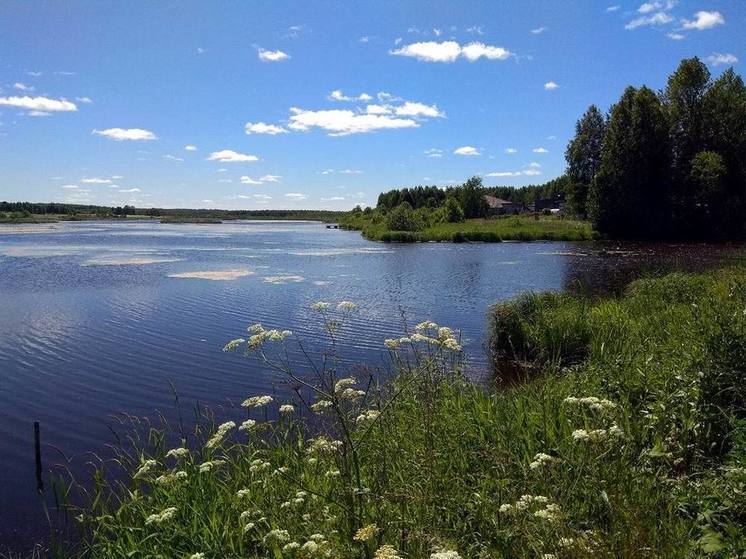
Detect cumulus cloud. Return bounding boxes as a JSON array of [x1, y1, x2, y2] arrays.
[[0, 95, 77, 113], [258, 48, 290, 62], [329, 90, 373, 102], [81, 177, 113, 184], [531, 27, 547, 34], [287, 107, 417, 136], [486, 162, 542, 178], [706, 53, 738, 66], [93, 128, 156, 141], [454, 146, 481, 156], [625, 11, 674, 29], [425, 148, 443, 158], [394, 101, 444, 118], [532, 147, 549, 153], [207, 149, 259, 162], [61, 184, 79, 189], [260, 174, 282, 182], [184, 144, 197, 151], [285, 192, 307, 200], [14, 82, 34, 91], [666, 32, 685, 40], [245, 121, 288, 135], [505, 147, 518, 154], [544, 81, 560, 90], [607, 5, 620, 11], [682, 10, 724, 30], [390, 40, 511, 62], [76, 96, 93, 103], [119, 188, 141, 193], [365, 104, 391, 115], [339, 169, 362, 174], [163, 154, 184, 162]]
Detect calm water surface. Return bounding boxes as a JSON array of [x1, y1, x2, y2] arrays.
[[0, 220, 743, 552]]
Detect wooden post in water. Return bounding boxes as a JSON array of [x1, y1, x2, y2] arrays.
[[34, 421, 43, 494]]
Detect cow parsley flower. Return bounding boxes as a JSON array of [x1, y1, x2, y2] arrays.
[[354, 524, 379, 542], [283, 542, 301, 553], [205, 421, 235, 448], [239, 419, 257, 431], [356, 409, 381, 424], [337, 301, 357, 311], [374, 545, 403, 559], [242, 395, 273, 408], [311, 301, 330, 311], [248, 323, 265, 333], [310, 399, 333, 412], [263, 529, 290, 546], [198, 460, 225, 473], [155, 470, 187, 485], [279, 404, 295, 414], [340, 388, 366, 401], [134, 459, 158, 479], [237, 489, 251, 499], [189, 553, 205, 559], [165, 447, 189, 459], [384, 338, 400, 349], [145, 506, 177, 525], [223, 338, 245, 351], [431, 551, 462, 559], [334, 377, 357, 392], [529, 452, 556, 470]]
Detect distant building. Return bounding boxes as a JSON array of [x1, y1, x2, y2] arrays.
[[534, 195, 566, 214], [484, 195, 524, 215]]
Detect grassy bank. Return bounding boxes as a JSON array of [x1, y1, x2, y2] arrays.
[[59, 270, 744, 558], [339, 213, 597, 242]]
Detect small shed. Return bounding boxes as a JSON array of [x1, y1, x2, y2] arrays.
[[484, 195, 523, 215]]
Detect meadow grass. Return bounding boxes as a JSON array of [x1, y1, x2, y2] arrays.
[[338, 214, 596, 243], [57, 271, 745, 558]]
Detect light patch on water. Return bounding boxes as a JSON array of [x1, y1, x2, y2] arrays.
[[497, 261, 520, 265], [263, 274, 305, 284], [313, 280, 331, 286], [1, 246, 81, 258], [168, 269, 255, 281], [537, 251, 588, 257], [0, 224, 66, 235], [288, 248, 395, 257], [83, 256, 184, 266]]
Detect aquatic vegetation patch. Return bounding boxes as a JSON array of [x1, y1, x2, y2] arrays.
[[83, 255, 184, 266], [262, 274, 305, 284], [168, 269, 254, 281]]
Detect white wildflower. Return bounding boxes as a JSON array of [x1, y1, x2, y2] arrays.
[[205, 421, 235, 449], [340, 388, 366, 401], [415, 320, 438, 332], [155, 470, 187, 485], [311, 301, 330, 311], [239, 419, 257, 431], [356, 409, 381, 424], [145, 506, 177, 525], [279, 404, 295, 414], [354, 524, 378, 542], [242, 395, 273, 408], [189, 553, 205, 559], [198, 460, 225, 473], [442, 337, 462, 351], [529, 452, 556, 470], [283, 542, 301, 553], [134, 459, 158, 479], [437, 326, 453, 339], [384, 338, 400, 349], [223, 338, 245, 351], [237, 489, 251, 499], [374, 545, 403, 559], [165, 447, 189, 459], [334, 377, 357, 393], [431, 551, 462, 559], [301, 541, 319, 554], [499, 503, 514, 513], [310, 399, 333, 413], [263, 529, 290, 546], [307, 436, 343, 455], [248, 323, 265, 333], [337, 300, 357, 311]]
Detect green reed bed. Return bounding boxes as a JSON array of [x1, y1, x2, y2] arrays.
[[338, 214, 596, 243], [61, 271, 745, 558]]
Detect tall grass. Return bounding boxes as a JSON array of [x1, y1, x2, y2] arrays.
[[56, 270, 745, 558], [339, 214, 597, 243]]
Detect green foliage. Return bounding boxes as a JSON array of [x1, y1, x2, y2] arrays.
[[565, 105, 606, 218], [589, 86, 670, 238], [458, 176, 489, 219], [384, 202, 424, 232], [444, 197, 465, 223]]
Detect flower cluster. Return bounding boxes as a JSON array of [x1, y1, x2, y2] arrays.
[[239, 419, 257, 431], [306, 436, 343, 455], [134, 459, 158, 479], [572, 425, 624, 443], [354, 524, 379, 542], [165, 447, 189, 460], [205, 421, 235, 449], [564, 395, 617, 412], [155, 470, 187, 486], [431, 551, 462, 559], [198, 460, 224, 473], [374, 545, 403, 559], [279, 404, 295, 414], [384, 320, 462, 352], [529, 452, 557, 470], [249, 459, 271, 474], [310, 399, 333, 413], [144, 506, 177, 526], [263, 528, 290, 547], [242, 395, 273, 408], [356, 409, 381, 424], [499, 495, 561, 522]]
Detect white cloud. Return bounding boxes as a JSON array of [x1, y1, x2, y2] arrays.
[[505, 147, 518, 154], [27, 110, 51, 117], [61, 184, 79, 189], [394, 101, 444, 118], [359, 36, 370, 43], [454, 146, 481, 156], [0, 95, 77, 112], [26, 71, 42, 77], [240, 176, 263, 185], [425, 148, 443, 158], [93, 128, 156, 141], [245, 121, 288, 135], [329, 90, 373, 102], [207, 149, 258, 162], [706, 53, 738, 66], [285, 192, 307, 200], [14, 82, 34, 91], [119, 188, 141, 193], [163, 154, 184, 162], [666, 32, 685, 40], [532, 147, 549, 153], [486, 162, 542, 178], [339, 169, 362, 174], [625, 11, 674, 29], [76, 96, 93, 103], [321, 196, 345, 201], [184, 144, 197, 151], [682, 10, 724, 30], [81, 177, 112, 184], [607, 5, 620, 12], [638, 1, 673, 14], [196, 47, 206, 55], [366, 104, 391, 115], [486, 171, 521, 177], [466, 25, 484, 35], [544, 81, 560, 90], [238, 193, 272, 201], [260, 174, 282, 182], [390, 41, 511, 63], [287, 107, 417, 136], [460, 42, 512, 61], [531, 27, 547, 34], [258, 48, 290, 62]]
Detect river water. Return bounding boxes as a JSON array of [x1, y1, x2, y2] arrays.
[[0, 220, 742, 552]]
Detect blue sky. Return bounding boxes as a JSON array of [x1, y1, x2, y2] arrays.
[[0, 1, 743, 210]]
